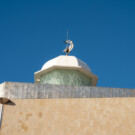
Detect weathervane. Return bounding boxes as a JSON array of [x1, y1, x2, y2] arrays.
[[63, 31, 74, 55]]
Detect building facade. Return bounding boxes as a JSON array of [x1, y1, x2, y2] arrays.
[[0, 54, 135, 135]]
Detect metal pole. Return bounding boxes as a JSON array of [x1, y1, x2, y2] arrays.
[[0, 104, 3, 128]]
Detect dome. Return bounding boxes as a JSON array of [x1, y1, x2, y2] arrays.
[[41, 55, 91, 72], [34, 55, 98, 86]]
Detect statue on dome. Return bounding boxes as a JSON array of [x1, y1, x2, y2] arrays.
[[63, 40, 74, 55], [63, 32, 74, 55]]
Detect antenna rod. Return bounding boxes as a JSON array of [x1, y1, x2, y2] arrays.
[[67, 31, 68, 41], [66, 31, 68, 48]]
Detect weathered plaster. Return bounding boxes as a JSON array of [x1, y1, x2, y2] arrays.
[[0, 82, 135, 100]]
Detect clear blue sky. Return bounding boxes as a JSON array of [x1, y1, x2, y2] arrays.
[[0, 0, 135, 88]]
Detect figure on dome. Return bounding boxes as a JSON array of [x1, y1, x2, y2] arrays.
[[63, 31, 74, 55], [63, 40, 74, 55]]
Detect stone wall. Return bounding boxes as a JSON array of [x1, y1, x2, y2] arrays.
[[1, 82, 135, 135], [0, 82, 135, 99], [1, 98, 135, 135]]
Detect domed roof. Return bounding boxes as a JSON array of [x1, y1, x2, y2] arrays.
[[34, 55, 98, 86], [41, 55, 91, 72]]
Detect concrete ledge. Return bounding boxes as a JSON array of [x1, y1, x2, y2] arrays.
[[0, 82, 135, 99]]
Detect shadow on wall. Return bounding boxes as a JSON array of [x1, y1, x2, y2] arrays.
[[0, 98, 16, 106]]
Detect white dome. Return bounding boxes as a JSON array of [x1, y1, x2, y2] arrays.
[[34, 55, 98, 86], [41, 55, 91, 72]]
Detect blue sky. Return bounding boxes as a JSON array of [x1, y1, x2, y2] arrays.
[[0, 0, 135, 88]]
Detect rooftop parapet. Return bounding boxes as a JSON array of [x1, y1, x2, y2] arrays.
[[0, 82, 135, 102]]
